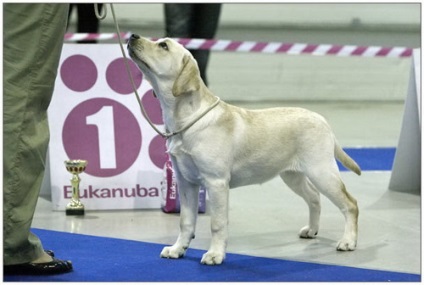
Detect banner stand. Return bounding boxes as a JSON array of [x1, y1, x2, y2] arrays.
[[47, 44, 167, 211]]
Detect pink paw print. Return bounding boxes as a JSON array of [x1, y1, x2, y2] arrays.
[[60, 54, 167, 177]]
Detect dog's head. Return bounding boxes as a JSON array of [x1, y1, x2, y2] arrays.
[[127, 34, 202, 98]]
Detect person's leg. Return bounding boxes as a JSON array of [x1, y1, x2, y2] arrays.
[[164, 3, 193, 38], [164, 4, 217, 84], [76, 4, 103, 43], [3, 3, 69, 266], [192, 4, 222, 39], [76, 3, 102, 33], [191, 4, 222, 86]]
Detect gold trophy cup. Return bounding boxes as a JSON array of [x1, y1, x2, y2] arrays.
[[64, 159, 87, 215]]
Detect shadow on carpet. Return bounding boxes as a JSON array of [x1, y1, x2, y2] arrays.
[[4, 228, 420, 282]]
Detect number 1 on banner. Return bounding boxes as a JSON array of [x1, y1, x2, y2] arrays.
[[86, 106, 117, 169]]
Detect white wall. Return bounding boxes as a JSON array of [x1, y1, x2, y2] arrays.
[[104, 3, 419, 28]]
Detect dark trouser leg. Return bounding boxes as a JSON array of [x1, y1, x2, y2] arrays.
[[164, 4, 221, 86], [191, 4, 222, 85]]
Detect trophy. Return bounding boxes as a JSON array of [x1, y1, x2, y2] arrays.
[[64, 159, 87, 215]]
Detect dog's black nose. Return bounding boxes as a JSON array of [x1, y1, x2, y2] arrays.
[[130, 34, 140, 40]]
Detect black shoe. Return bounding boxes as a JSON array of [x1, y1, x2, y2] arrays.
[[4, 258, 73, 275], [44, 250, 55, 257]]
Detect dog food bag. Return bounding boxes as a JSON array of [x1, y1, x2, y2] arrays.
[[160, 158, 206, 213]]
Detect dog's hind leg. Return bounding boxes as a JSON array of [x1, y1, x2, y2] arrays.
[[200, 180, 230, 265], [280, 171, 321, 238], [160, 176, 200, 259], [304, 164, 359, 251]]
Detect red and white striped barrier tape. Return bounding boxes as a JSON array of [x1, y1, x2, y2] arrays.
[[64, 33, 413, 58]]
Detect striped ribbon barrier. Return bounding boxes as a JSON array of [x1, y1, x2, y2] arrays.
[[64, 32, 130, 42], [64, 33, 413, 58]]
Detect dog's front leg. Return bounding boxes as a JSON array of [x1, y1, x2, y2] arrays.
[[160, 177, 199, 259], [201, 182, 229, 265]]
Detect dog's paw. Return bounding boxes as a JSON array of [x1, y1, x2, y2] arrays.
[[160, 245, 186, 259], [336, 238, 357, 251], [299, 225, 318, 238], [200, 251, 225, 265]]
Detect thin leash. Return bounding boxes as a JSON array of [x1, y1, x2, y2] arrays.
[[94, 4, 220, 139], [95, 3, 166, 138]]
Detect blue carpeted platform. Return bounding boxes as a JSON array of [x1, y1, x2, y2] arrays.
[[338, 147, 395, 171], [4, 228, 420, 282]]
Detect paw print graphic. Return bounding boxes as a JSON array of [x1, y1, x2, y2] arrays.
[[58, 51, 167, 178]]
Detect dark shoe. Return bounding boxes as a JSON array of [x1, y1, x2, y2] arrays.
[[44, 250, 55, 257], [4, 258, 73, 275]]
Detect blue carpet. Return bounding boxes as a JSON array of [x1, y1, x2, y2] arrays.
[[339, 147, 395, 171], [4, 228, 420, 282]]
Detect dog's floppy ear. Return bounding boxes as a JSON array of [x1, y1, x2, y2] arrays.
[[172, 55, 201, 97]]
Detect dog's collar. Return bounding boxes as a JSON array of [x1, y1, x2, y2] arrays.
[[163, 96, 221, 139]]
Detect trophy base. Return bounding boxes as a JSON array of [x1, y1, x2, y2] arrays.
[[66, 208, 85, 216]]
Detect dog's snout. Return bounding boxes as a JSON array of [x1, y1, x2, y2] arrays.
[[130, 34, 140, 40]]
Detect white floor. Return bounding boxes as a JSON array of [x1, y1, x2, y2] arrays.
[[33, 101, 421, 275]]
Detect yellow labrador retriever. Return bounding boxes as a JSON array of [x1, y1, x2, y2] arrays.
[[127, 34, 361, 265]]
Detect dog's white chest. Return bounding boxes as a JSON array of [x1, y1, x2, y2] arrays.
[[167, 137, 201, 184]]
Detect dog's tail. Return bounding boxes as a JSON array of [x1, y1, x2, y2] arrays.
[[334, 139, 362, 176]]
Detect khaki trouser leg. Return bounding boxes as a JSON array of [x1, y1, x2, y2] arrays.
[[3, 3, 69, 265]]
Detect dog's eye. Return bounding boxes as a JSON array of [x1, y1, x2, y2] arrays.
[[158, 42, 169, 51]]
